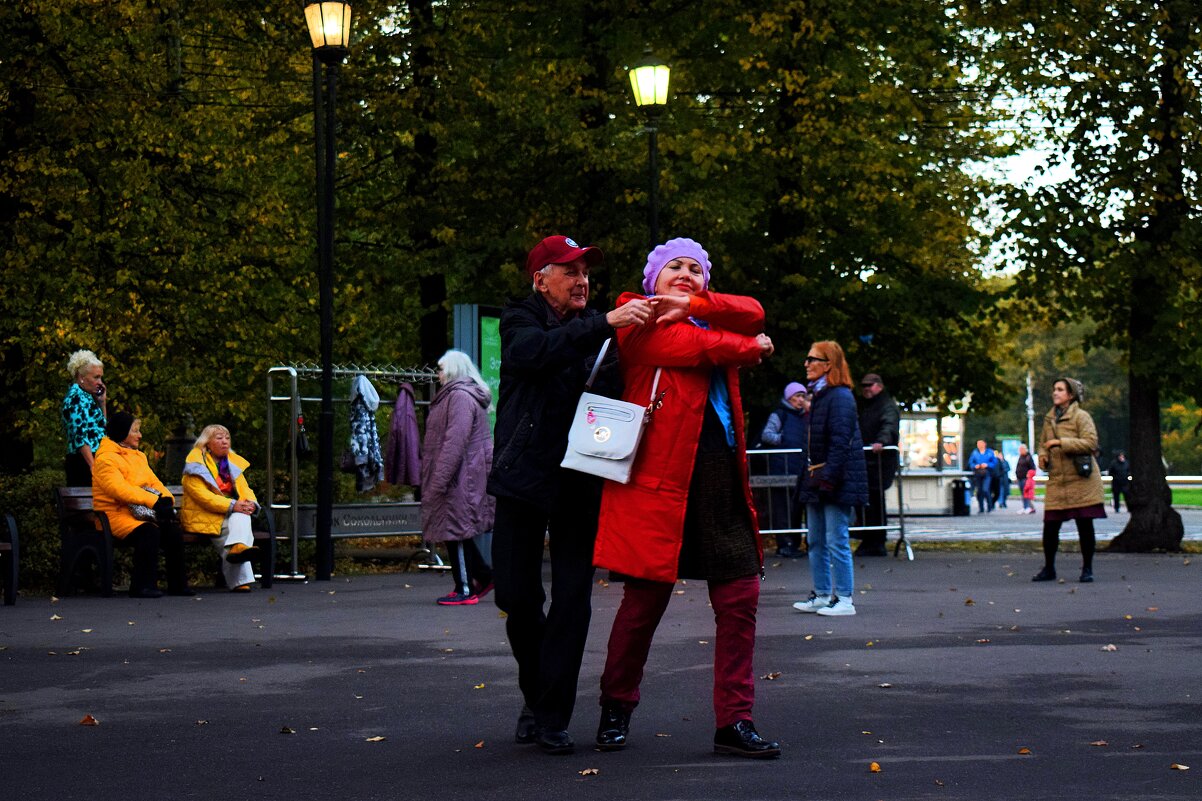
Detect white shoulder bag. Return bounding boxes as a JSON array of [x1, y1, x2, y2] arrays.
[[560, 339, 663, 484]]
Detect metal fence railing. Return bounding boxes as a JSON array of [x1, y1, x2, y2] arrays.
[[747, 445, 912, 560]]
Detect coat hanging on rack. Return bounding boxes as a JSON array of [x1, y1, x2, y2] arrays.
[[385, 382, 421, 486], [348, 374, 385, 492]]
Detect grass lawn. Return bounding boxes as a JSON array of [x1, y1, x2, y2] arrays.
[[1007, 486, 1202, 507]]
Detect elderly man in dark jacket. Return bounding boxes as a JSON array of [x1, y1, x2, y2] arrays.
[[856, 373, 900, 556], [487, 235, 652, 756]]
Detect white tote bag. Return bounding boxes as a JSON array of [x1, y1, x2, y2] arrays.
[[560, 339, 662, 484]]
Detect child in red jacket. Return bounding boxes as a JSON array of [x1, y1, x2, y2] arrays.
[[1021, 471, 1037, 514]]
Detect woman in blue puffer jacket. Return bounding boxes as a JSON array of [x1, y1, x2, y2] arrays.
[[791, 340, 868, 616]]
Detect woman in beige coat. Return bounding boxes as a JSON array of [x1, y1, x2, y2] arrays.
[[1033, 378, 1105, 583]]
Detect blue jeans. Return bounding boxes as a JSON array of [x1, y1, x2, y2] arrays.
[[973, 473, 993, 512], [806, 502, 854, 599]]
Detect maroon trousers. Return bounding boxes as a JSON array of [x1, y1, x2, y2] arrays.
[[599, 574, 759, 728]]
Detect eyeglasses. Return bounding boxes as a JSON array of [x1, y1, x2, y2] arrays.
[[804, 356, 829, 364], [861, 383, 876, 388]]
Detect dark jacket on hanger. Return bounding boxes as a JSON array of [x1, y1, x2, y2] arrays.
[[385, 382, 421, 486]]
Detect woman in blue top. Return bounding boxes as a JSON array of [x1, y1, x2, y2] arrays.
[[791, 340, 868, 616], [60, 350, 108, 486]]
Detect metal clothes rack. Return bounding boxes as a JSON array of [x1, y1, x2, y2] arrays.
[[266, 362, 441, 580]]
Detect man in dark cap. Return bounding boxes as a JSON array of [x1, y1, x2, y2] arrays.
[[487, 235, 652, 755], [856, 373, 900, 556]]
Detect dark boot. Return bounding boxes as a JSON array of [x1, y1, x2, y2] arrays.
[[714, 720, 781, 759], [596, 700, 632, 751]]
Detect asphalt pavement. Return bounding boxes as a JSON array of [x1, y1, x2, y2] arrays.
[[2, 519, 1200, 801]]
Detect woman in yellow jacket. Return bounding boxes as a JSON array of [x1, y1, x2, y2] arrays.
[[179, 424, 261, 592], [92, 412, 191, 598]]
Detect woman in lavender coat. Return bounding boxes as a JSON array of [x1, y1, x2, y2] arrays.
[[421, 350, 496, 605]]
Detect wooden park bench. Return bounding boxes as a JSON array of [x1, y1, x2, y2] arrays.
[[55, 486, 276, 597], [1, 512, 17, 605]]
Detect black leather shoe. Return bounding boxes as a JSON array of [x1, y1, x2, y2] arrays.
[[1032, 567, 1057, 582], [714, 720, 781, 759], [1080, 569, 1094, 583], [167, 586, 196, 597], [536, 728, 575, 755], [596, 700, 631, 751], [514, 706, 537, 744]]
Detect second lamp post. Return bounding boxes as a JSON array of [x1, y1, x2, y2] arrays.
[[628, 50, 671, 252]]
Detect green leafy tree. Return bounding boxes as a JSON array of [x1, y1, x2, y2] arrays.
[[969, 0, 1202, 550]]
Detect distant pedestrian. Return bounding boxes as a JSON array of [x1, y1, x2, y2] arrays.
[[757, 381, 808, 557], [421, 350, 495, 607], [1033, 378, 1105, 584], [1107, 451, 1131, 513], [1022, 470, 1037, 511], [792, 341, 868, 617], [1014, 444, 1036, 515], [967, 440, 998, 513], [61, 349, 108, 486], [856, 373, 899, 557], [993, 449, 1011, 509]]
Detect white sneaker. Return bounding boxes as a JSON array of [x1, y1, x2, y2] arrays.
[[792, 593, 832, 613], [817, 596, 856, 616]]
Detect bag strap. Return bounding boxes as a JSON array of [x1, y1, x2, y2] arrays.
[[584, 338, 611, 390]]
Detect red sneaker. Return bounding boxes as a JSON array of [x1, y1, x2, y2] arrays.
[[436, 591, 479, 606]]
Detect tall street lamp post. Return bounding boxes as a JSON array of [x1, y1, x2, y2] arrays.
[[304, 1, 352, 581], [628, 49, 671, 252]]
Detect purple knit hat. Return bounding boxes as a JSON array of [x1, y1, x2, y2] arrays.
[[642, 237, 712, 294], [783, 382, 807, 401]]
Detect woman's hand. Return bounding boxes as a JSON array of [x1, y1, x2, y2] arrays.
[[606, 299, 653, 328], [756, 333, 774, 358], [1046, 439, 1061, 449], [649, 294, 691, 324], [233, 499, 256, 515]]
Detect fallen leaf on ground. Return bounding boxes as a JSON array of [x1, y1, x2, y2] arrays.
[[760, 671, 782, 680], [1090, 740, 1108, 747], [474, 741, 484, 748], [579, 768, 599, 776], [674, 590, 685, 595], [1017, 747, 1032, 755], [964, 598, 975, 606], [976, 639, 991, 644], [698, 640, 709, 645], [159, 648, 171, 653], [442, 648, 454, 653], [878, 683, 893, 689], [1132, 743, 1145, 749], [196, 720, 208, 725], [280, 726, 295, 734], [655, 733, 671, 738], [869, 762, 882, 773], [473, 683, 486, 689], [365, 736, 386, 742], [1101, 644, 1118, 652], [1147, 607, 1159, 612], [79, 715, 99, 726], [50, 614, 63, 621], [935, 778, 945, 786], [804, 634, 814, 641], [866, 641, 875, 647], [1170, 763, 1189, 770], [1124, 614, 1133, 620], [81, 629, 92, 633]]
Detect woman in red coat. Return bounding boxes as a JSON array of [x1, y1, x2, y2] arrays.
[[592, 238, 779, 758]]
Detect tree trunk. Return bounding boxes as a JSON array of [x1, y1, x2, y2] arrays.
[[1107, 364, 1182, 552], [1107, 1, 1188, 553]]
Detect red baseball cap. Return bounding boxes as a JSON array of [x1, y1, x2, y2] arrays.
[[525, 235, 604, 276]]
